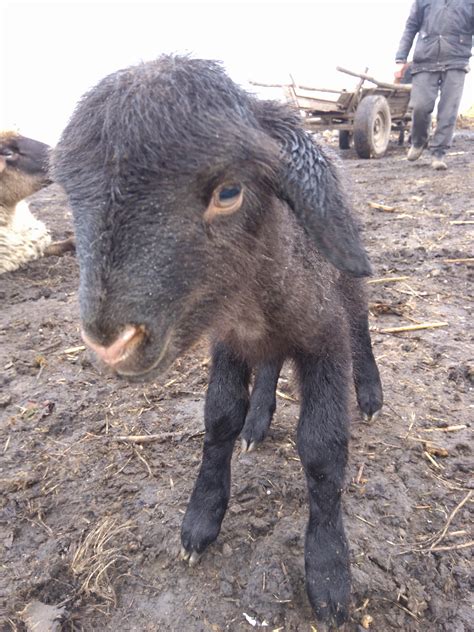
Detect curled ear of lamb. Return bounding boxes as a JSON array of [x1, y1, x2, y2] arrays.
[[255, 100, 372, 277]]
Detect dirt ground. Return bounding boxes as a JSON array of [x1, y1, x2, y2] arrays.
[[1, 130, 472, 632]]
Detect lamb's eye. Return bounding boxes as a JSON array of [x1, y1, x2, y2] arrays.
[[204, 182, 244, 222], [218, 184, 242, 205], [0, 149, 15, 159]]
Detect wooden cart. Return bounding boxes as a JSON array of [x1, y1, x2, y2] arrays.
[[252, 67, 412, 159]]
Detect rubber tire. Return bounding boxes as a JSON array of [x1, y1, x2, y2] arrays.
[[353, 95, 391, 158], [338, 130, 352, 150]]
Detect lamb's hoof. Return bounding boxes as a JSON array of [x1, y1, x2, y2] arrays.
[[313, 606, 349, 631], [240, 409, 272, 454], [179, 546, 202, 567], [362, 409, 381, 423], [241, 438, 257, 453], [315, 600, 349, 629], [306, 543, 350, 630], [240, 423, 268, 453], [356, 380, 383, 422]]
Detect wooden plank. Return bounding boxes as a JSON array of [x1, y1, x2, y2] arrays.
[[296, 99, 344, 113], [336, 92, 353, 108], [303, 119, 352, 130], [343, 65, 369, 115], [292, 87, 342, 103], [250, 80, 345, 94], [336, 66, 411, 91], [282, 86, 299, 108], [283, 87, 345, 113]]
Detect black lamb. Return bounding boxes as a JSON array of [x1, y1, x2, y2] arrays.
[[53, 55, 383, 626]]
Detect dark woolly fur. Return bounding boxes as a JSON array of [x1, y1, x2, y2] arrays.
[[53, 55, 383, 626]]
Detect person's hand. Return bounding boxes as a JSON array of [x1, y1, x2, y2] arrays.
[[394, 62, 408, 83]]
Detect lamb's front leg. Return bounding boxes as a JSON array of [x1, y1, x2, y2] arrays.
[[241, 358, 283, 452], [296, 343, 351, 627], [180, 341, 250, 565], [338, 274, 383, 421]]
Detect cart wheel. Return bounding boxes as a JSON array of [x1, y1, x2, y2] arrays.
[[353, 95, 391, 158], [338, 130, 353, 149]]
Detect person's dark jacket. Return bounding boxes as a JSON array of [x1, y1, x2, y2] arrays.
[[395, 0, 474, 73]]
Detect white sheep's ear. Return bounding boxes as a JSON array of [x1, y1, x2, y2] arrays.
[[255, 102, 372, 277]]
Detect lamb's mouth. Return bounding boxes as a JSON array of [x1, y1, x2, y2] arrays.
[[113, 329, 175, 379]]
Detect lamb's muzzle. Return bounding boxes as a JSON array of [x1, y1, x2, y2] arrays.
[[81, 325, 145, 367]]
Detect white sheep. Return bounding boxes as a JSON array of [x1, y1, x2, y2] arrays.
[[0, 130, 52, 273]]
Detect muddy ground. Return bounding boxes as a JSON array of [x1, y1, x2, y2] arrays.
[[1, 131, 473, 632]]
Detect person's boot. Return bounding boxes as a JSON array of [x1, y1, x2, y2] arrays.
[[407, 145, 425, 161], [432, 154, 447, 170]]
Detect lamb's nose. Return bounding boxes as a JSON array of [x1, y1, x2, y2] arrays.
[[81, 325, 145, 366]]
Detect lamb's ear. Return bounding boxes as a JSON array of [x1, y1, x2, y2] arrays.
[[254, 101, 372, 277]]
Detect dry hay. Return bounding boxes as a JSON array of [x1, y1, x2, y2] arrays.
[[457, 104, 474, 128], [70, 517, 134, 605]]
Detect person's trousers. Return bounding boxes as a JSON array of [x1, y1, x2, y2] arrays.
[[409, 69, 466, 156]]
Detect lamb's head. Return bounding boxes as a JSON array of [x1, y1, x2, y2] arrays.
[[52, 55, 370, 380], [0, 131, 51, 209], [53, 56, 281, 378]]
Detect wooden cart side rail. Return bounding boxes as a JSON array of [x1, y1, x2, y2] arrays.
[[283, 86, 351, 113], [303, 119, 354, 130], [249, 80, 346, 95], [336, 66, 411, 92]]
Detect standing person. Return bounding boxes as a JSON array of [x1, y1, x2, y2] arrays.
[[395, 0, 474, 170]]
